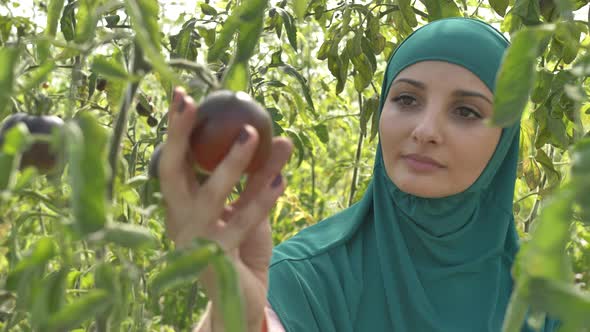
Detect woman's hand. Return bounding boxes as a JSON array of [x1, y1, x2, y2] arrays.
[[158, 87, 292, 331]]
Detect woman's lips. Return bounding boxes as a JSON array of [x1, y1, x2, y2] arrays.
[[402, 154, 445, 172]]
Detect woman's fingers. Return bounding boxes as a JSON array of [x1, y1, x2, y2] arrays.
[[217, 169, 287, 250], [233, 137, 293, 210], [159, 89, 197, 204], [197, 124, 259, 216]]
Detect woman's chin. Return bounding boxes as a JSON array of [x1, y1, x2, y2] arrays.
[[398, 185, 446, 198], [389, 175, 459, 199]]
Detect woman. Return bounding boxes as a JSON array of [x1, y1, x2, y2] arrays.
[[159, 17, 558, 332]]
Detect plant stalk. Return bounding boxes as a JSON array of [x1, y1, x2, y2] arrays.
[[348, 93, 364, 207]]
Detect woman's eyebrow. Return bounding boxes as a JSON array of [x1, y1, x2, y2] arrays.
[[392, 78, 493, 105], [453, 90, 493, 105], [392, 78, 425, 89]]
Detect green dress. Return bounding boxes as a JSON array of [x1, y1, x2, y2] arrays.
[[267, 18, 559, 332]]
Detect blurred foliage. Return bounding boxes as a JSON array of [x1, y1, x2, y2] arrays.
[[0, 0, 588, 330]]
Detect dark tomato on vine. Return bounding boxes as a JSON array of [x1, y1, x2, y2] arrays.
[[0, 113, 64, 173]]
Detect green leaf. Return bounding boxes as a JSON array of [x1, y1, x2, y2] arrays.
[[501, 287, 530, 332], [491, 25, 554, 127], [489, 0, 509, 16], [6, 237, 57, 291], [38, 0, 65, 61], [351, 53, 373, 92], [292, 0, 308, 20], [0, 152, 17, 191], [313, 124, 329, 143], [361, 95, 379, 136], [391, 10, 414, 37], [200, 3, 218, 15], [419, 0, 461, 21], [360, 37, 377, 71], [528, 278, 590, 327], [317, 40, 331, 60], [0, 16, 12, 43], [125, 0, 180, 84], [21, 61, 56, 92], [512, 0, 542, 25], [571, 137, 590, 176], [45, 269, 67, 314], [150, 242, 220, 294], [104, 15, 120, 27], [274, 8, 298, 51], [173, 18, 198, 61], [46, 0, 65, 36], [370, 99, 380, 141], [45, 290, 112, 331], [275, 64, 316, 115], [531, 69, 553, 104], [75, 0, 99, 43], [1, 122, 30, 155], [284, 129, 305, 167], [211, 254, 246, 332], [93, 262, 119, 328], [102, 223, 158, 249], [197, 27, 216, 47], [546, 114, 569, 149], [0, 47, 19, 118], [399, 0, 418, 26], [0, 123, 29, 191], [67, 112, 110, 236], [134, 0, 160, 49], [521, 189, 572, 283], [345, 33, 362, 58], [207, 15, 240, 62], [553, 0, 575, 19], [271, 50, 283, 65], [31, 269, 68, 329], [59, 1, 76, 42], [553, 21, 581, 64], [222, 60, 249, 92], [91, 56, 129, 81], [208, 0, 267, 62], [235, 16, 264, 62], [328, 54, 348, 94], [535, 148, 560, 181]]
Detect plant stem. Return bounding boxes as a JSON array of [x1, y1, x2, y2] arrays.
[[501, 286, 529, 332], [348, 92, 364, 207], [66, 56, 83, 120], [310, 152, 316, 216], [182, 282, 199, 328], [107, 42, 142, 201], [108, 81, 139, 201]]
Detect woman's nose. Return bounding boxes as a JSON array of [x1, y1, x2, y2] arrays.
[[411, 110, 443, 145]]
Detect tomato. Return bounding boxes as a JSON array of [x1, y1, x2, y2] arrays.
[[189, 90, 272, 174], [0, 113, 64, 173]]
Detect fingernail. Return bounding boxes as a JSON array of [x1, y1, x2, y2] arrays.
[[178, 97, 186, 113], [237, 127, 250, 144], [271, 174, 282, 188]]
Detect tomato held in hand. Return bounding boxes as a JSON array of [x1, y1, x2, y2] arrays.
[[190, 90, 273, 174]]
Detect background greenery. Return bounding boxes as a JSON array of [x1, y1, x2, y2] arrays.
[[0, 0, 589, 330]]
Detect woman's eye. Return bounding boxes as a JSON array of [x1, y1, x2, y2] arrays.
[[392, 95, 416, 107], [455, 107, 482, 119]]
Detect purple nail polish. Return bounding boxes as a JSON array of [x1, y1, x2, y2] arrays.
[[271, 174, 282, 188], [238, 127, 250, 144], [178, 97, 186, 113]]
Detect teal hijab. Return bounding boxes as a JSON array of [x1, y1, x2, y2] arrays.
[[268, 18, 558, 331]]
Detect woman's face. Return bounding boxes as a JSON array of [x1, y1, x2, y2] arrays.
[[379, 61, 502, 198]]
